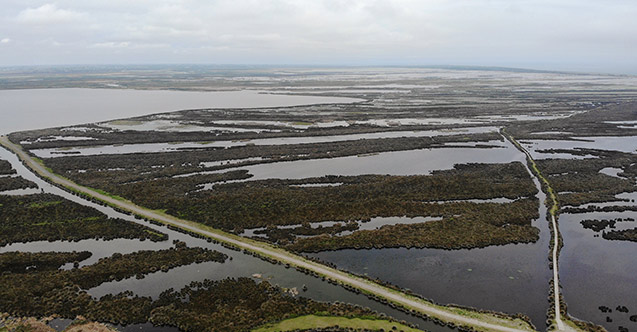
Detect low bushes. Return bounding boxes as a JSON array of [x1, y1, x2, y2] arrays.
[[0, 194, 167, 246]]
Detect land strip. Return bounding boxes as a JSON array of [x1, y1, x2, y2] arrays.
[[502, 130, 579, 332], [0, 135, 535, 332]]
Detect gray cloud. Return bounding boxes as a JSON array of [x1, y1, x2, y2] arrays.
[[1, 0, 636, 74]]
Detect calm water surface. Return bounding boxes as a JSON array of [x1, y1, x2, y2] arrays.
[[309, 139, 554, 329], [560, 210, 637, 331], [522, 136, 637, 159], [0, 88, 361, 134], [185, 142, 518, 183]]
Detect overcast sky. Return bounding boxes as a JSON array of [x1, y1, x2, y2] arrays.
[[1, 0, 636, 74]]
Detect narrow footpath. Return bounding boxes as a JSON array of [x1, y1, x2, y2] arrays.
[[502, 130, 577, 332], [0, 135, 535, 332]]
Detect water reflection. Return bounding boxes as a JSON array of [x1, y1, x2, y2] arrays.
[[308, 139, 553, 328], [191, 143, 519, 182], [522, 136, 637, 160], [0, 88, 362, 135], [560, 210, 637, 331]]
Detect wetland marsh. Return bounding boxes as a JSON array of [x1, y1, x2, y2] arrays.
[[3, 66, 637, 332]]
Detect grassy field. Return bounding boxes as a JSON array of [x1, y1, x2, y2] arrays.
[[253, 315, 423, 332]]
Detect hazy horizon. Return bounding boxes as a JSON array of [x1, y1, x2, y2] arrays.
[[1, 63, 634, 78], [1, 1, 637, 75]]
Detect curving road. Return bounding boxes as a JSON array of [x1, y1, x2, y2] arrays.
[[0, 135, 535, 332]]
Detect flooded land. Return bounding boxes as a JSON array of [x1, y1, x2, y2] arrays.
[[3, 66, 637, 332]]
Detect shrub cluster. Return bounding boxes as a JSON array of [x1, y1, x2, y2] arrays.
[[0, 176, 38, 192], [0, 249, 386, 332], [0, 194, 167, 246], [0, 247, 226, 325], [0, 160, 15, 175]]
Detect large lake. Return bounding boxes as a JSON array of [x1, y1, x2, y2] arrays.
[[0, 88, 362, 134]]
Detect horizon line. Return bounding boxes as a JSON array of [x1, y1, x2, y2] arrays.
[[2, 63, 633, 77]]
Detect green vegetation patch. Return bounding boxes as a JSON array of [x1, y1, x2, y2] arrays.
[[534, 151, 637, 207], [253, 314, 423, 332], [0, 194, 167, 246], [88, 187, 129, 202], [107, 120, 143, 126], [287, 201, 540, 252], [149, 278, 379, 332], [27, 200, 62, 209]]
